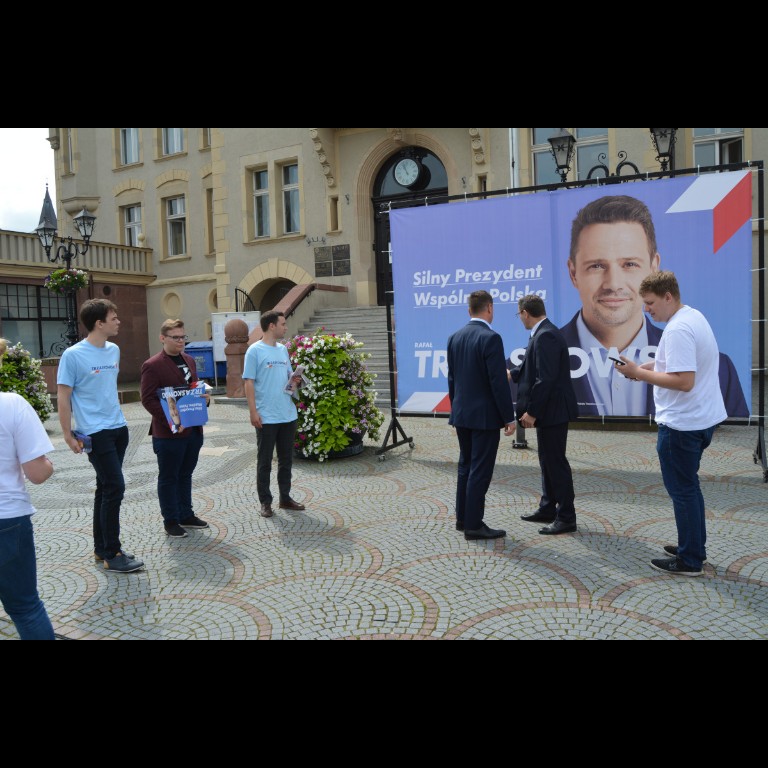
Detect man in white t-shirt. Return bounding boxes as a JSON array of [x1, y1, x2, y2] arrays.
[[615, 271, 727, 577], [243, 310, 306, 518], [0, 337, 56, 639], [57, 299, 144, 574]]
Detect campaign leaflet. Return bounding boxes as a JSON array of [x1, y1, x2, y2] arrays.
[[283, 364, 311, 400], [158, 384, 208, 433]]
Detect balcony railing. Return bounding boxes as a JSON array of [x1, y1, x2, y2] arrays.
[[0, 229, 154, 279]]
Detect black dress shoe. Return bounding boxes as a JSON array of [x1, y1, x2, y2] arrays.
[[279, 497, 306, 511], [464, 523, 506, 540], [539, 519, 577, 535], [520, 510, 556, 523]]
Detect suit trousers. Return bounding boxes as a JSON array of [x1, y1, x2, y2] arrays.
[[536, 422, 576, 523], [455, 426, 501, 530]]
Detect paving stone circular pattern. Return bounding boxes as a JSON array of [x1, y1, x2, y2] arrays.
[[3, 403, 767, 640]]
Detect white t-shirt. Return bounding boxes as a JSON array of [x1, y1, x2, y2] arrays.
[[57, 339, 127, 435], [0, 392, 54, 520], [653, 305, 727, 431]]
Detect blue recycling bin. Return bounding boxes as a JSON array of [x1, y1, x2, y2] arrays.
[[185, 341, 226, 380]]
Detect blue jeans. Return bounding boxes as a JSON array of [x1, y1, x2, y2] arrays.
[[88, 426, 129, 560], [153, 429, 204, 524], [0, 516, 55, 640], [656, 424, 715, 569], [256, 421, 297, 504]]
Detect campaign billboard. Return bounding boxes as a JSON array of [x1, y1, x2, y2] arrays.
[[390, 170, 753, 418]]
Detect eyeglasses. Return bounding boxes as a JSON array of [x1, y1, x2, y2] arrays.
[[166, 335, 188, 342]]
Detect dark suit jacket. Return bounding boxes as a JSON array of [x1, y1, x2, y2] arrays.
[[448, 320, 515, 430], [560, 312, 749, 418], [140, 350, 201, 439], [511, 318, 578, 427]]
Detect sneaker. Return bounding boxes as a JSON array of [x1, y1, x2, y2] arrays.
[[103, 553, 145, 573], [95, 550, 135, 564], [663, 545, 708, 564], [180, 515, 209, 529], [164, 522, 189, 538], [650, 557, 703, 577]]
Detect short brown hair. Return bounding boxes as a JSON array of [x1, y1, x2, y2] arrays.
[[161, 319, 185, 336], [518, 294, 546, 318], [570, 195, 658, 265], [260, 310, 285, 332], [80, 299, 118, 332], [468, 290, 493, 316], [639, 270, 681, 301]]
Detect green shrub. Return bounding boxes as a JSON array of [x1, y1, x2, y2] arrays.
[[0, 343, 54, 422]]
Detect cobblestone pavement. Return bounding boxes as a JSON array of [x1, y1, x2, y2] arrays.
[[2, 400, 767, 640]]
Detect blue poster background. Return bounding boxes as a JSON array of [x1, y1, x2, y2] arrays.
[[390, 172, 752, 417]]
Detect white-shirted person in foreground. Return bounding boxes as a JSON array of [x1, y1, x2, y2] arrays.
[[615, 271, 727, 577], [0, 337, 56, 639]]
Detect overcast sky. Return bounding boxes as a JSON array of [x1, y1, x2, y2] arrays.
[[0, 128, 56, 233]]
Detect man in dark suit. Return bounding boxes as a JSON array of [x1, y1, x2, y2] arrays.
[[447, 290, 517, 541], [140, 319, 210, 539], [511, 295, 579, 535]]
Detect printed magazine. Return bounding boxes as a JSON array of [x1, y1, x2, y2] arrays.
[[158, 384, 208, 432], [283, 364, 311, 399]]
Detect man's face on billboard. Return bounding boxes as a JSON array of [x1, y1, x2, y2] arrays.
[[568, 222, 660, 336]]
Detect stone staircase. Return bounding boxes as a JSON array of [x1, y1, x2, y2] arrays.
[[295, 306, 393, 409]]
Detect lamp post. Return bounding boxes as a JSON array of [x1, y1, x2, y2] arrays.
[[35, 186, 96, 348], [649, 128, 678, 172], [547, 128, 576, 183]]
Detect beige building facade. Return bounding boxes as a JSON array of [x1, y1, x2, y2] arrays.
[[39, 128, 768, 364]]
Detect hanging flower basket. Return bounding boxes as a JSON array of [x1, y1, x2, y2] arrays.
[[44, 268, 89, 295], [286, 329, 385, 462]]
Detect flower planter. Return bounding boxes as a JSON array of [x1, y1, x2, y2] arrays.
[[295, 431, 364, 461]]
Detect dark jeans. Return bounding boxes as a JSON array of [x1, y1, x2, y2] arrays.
[[455, 426, 501, 530], [88, 426, 129, 560], [153, 429, 204, 524], [536, 422, 576, 523], [256, 421, 297, 505], [657, 424, 715, 569], [0, 515, 55, 640]]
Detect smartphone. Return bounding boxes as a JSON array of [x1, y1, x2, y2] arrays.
[[608, 356, 627, 366], [72, 430, 93, 453]]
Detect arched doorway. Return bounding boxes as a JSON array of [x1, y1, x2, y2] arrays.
[[373, 148, 448, 305], [259, 279, 295, 312]]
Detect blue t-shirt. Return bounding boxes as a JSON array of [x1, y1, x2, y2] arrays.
[[242, 341, 298, 424], [57, 340, 127, 435]]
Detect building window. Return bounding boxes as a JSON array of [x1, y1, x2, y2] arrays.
[[120, 128, 140, 165], [0, 283, 69, 358], [205, 187, 215, 255], [122, 204, 142, 246], [162, 128, 185, 156], [531, 128, 608, 184], [693, 128, 743, 167], [165, 196, 187, 256], [63, 128, 75, 174], [253, 169, 270, 238], [201, 128, 212, 149], [282, 163, 300, 234]]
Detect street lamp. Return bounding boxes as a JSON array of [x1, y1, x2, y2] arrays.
[[35, 186, 96, 348], [547, 128, 576, 183], [649, 128, 678, 172]]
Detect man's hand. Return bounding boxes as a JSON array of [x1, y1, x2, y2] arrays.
[[250, 410, 263, 429], [504, 422, 517, 437], [519, 412, 536, 429], [615, 356, 640, 381], [65, 433, 84, 454]]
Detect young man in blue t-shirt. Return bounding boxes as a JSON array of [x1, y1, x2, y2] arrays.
[[243, 310, 306, 518], [57, 299, 144, 573]]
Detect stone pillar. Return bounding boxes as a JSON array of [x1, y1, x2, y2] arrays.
[[224, 319, 250, 398]]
